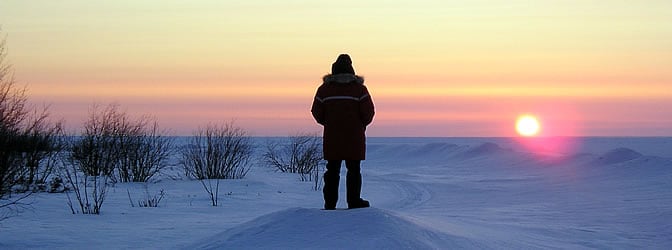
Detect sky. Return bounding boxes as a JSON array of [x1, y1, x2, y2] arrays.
[[1, 0, 671, 136]]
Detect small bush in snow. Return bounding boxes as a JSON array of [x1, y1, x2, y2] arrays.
[[68, 104, 173, 183], [181, 123, 253, 180], [69, 104, 129, 180], [117, 120, 174, 183], [62, 104, 130, 214], [181, 122, 253, 206], [60, 150, 110, 215], [127, 185, 165, 208], [263, 134, 322, 183]]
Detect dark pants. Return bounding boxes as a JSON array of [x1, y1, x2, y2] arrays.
[[323, 160, 362, 208]]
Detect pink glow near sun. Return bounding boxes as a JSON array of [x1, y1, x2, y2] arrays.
[[513, 106, 583, 157]]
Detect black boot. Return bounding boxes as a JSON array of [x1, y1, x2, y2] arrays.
[[323, 160, 341, 210], [348, 198, 370, 209], [345, 160, 370, 209]]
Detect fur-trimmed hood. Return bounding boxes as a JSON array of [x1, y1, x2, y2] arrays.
[[323, 74, 365, 85]]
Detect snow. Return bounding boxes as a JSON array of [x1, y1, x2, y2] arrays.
[[187, 207, 480, 249], [1, 137, 671, 249], [596, 148, 644, 165]]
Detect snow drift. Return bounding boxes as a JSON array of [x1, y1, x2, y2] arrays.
[[459, 142, 510, 158], [596, 147, 643, 164], [186, 207, 478, 249]]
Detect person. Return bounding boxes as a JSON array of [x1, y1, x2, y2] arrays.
[[311, 54, 375, 210]]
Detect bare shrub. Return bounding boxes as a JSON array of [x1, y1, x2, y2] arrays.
[[2, 105, 64, 194], [60, 149, 110, 215], [181, 123, 253, 206], [263, 133, 322, 184], [1, 30, 63, 220], [14, 109, 64, 190], [69, 104, 172, 183], [62, 104, 128, 214], [69, 104, 129, 180], [0, 33, 28, 200], [181, 123, 253, 180], [62, 103, 174, 214], [117, 119, 174, 183]]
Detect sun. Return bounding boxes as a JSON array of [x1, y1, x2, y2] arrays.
[[516, 115, 541, 137]]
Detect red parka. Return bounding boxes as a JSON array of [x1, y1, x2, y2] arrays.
[[311, 74, 375, 160]]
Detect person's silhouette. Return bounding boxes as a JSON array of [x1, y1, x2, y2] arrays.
[[311, 54, 375, 210]]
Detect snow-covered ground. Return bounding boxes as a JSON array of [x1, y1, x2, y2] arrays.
[[1, 137, 671, 249]]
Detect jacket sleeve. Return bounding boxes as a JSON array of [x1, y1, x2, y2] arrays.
[[311, 87, 325, 126], [359, 86, 375, 126]]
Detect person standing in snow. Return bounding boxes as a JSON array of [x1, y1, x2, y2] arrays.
[[311, 54, 375, 210]]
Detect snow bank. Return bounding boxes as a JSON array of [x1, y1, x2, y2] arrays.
[[597, 147, 643, 164], [411, 142, 460, 156], [368, 141, 515, 163], [459, 142, 510, 158], [186, 207, 476, 249]]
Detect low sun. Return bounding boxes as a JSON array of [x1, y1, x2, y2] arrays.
[[516, 115, 541, 137]]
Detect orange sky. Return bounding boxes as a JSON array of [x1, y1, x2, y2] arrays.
[[1, 1, 671, 136]]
